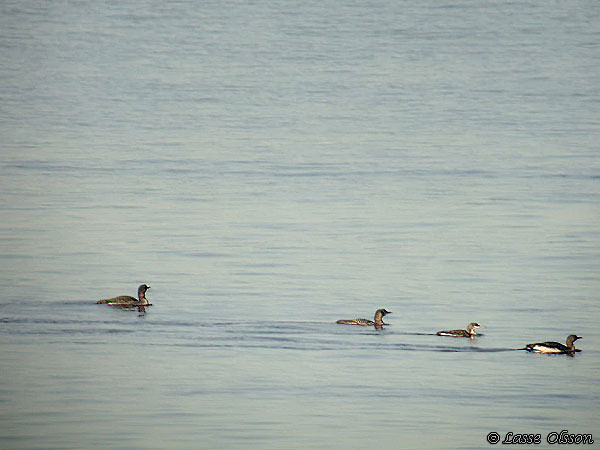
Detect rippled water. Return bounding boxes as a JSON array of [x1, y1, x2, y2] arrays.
[[1, 1, 599, 449]]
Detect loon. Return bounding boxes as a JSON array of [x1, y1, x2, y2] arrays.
[[336, 309, 391, 328], [437, 322, 483, 338], [97, 284, 151, 309], [525, 335, 582, 354]]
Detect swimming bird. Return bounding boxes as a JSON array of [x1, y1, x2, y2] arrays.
[[436, 322, 483, 338], [524, 335, 581, 354], [97, 284, 151, 309], [336, 309, 391, 328]]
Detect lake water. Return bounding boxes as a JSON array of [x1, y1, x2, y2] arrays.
[[1, 1, 599, 449]]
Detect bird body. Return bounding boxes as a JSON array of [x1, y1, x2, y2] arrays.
[[97, 284, 150, 308], [437, 322, 482, 337], [336, 309, 392, 328], [525, 335, 581, 354]]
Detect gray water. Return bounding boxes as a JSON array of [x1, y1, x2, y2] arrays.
[[1, 1, 599, 449]]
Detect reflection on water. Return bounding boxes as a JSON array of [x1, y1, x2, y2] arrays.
[[1, 313, 520, 353], [0, 294, 597, 449]]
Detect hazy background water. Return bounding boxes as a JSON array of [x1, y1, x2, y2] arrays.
[[1, 1, 599, 449]]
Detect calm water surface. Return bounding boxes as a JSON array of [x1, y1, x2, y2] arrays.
[[1, 1, 599, 449]]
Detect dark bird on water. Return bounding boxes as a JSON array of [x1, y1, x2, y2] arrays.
[[524, 334, 581, 354], [437, 322, 483, 338], [336, 309, 392, 328], [97, 284, 151, 310]]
